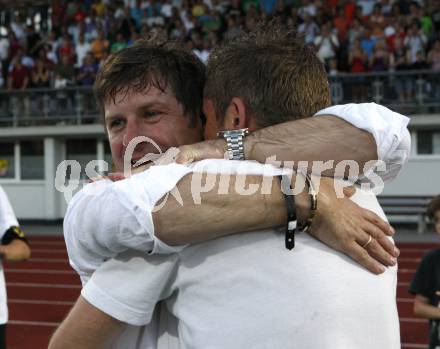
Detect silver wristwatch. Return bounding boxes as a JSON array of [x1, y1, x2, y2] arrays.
[[217, 128, 249, 160]]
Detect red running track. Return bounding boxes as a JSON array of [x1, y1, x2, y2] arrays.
[[3, 236, 434, 349]]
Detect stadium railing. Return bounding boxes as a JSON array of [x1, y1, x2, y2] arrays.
[[378, 195, 434, 234], [0, 86, 100, 126], [328, 69, 440, 112], [0, 70, 439, 127]]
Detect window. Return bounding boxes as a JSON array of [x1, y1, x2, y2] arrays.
[[0, 142, 15, 178], [417, 130, 440, 155], [21, 141, 45, 180], [66, 139, 97, 180]]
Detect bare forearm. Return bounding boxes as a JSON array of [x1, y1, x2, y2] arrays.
[[49, 296, 124, 349], [245, 115, 377, 176], [154, 174, 287, 245], [0, 240, 31, 262], [414, 299, 440, 320]]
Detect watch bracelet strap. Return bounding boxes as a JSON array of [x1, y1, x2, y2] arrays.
[[225, 134, 245, 160], [277, 175, 296, 250]]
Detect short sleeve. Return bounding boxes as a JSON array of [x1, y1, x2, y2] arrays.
[[0, 186, 19, 239], [409, 252, 435, 299], [314, 103, 410, 183], [64, 164, 192, 283], [81, 250, 179, 326]]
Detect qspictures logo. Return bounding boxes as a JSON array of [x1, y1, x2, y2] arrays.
[[54, 136, 390, 208]]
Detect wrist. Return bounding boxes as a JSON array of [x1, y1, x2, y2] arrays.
[[0, 245, 8, 259], [215, 138, 228, 158], [293, 177, 310, 224], [244, 132, 256, 160]]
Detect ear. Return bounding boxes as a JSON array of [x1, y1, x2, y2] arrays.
[[223, 97, 249, 130]]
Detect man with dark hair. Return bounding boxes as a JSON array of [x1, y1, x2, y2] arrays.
[[409, 195, 440, 349], [51, 29, 407, 348]]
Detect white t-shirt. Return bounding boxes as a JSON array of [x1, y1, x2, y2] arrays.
[[82, 166, 400, 349], [0, 186, 19, 325], [64, 103, 409, 348]]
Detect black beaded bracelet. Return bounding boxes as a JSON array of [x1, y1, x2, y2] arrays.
[[277, 175, 296, 250]]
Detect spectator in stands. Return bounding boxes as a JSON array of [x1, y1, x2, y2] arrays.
[[432, 0, 440, 32], [404, 21, 427, 63], [110, 33, 128, 53], [223, 16, 242, 41], [0, 63, 3, 89], [349, 39, 368, 73], [392, 37, 413, 102], [421, 8, 434, 37], [25, 25, 41, 56], [75, 33, 91, 68], [385, 19, 406, 52], [407, 2, 422, 27], [428, 39, 440, 100], [7, 58, 30, 117], [347, 17, 365, 47], [411, 50, 429, 70], [90, 29, 109, 61], [31, 58, 51, 112], [333, 6, 350, 44], [119, 7, 138, 40], [360, 26, 378, 59], [9, 47, 34, 71], [77, 53, 98, 114], [348, 39, 368, 101], [0, 34, 8, 91], [78, 53, 98, 85], [84, 12, 100, 43], [54, 55, 75, 113], [57, 34, 75, 65], [409, 195, 440, 349], [370, 40, 391, 71], [0, 185, 31, 349], [314, 22, 339, 69], [193, 37, 212, 63], [298, 13, 320, 45], [370, 3, 386, 38]]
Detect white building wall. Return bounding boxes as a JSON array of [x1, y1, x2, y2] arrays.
[[2, 182, 46, 219], [381, 156, 440, 196]]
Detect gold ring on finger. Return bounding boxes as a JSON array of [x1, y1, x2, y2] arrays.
[[362, 235, 373, 249]]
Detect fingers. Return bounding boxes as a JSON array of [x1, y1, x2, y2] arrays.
[[175, 145, 199, 164], [364, 210, 395, 236], [175, 140, 227, 164], [155, 147, 180, 165], [363, 210, 399, 257], [343, 241, 387, 275], [357, 230, 397, 268], [362, 220, 399, 257], [107, 173, 126, 181], [343, 186, 356, 198]]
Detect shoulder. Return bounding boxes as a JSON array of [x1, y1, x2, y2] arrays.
[[420, 248, 440, 264]]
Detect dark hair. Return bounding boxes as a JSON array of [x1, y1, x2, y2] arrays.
[[94, 38, 205, 126], [204, 25, 331, 128], [427, 195, 440, 221]]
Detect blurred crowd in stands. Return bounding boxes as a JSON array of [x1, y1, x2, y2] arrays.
[[0, 0, 440, 116]]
